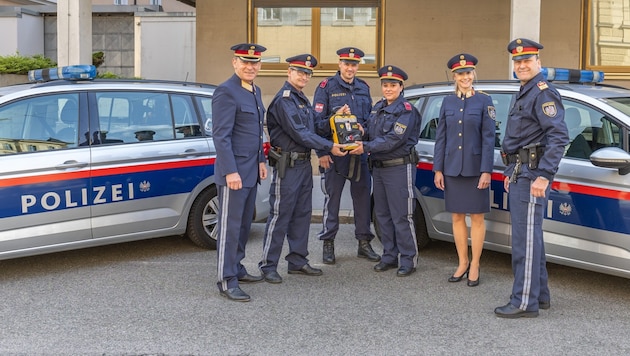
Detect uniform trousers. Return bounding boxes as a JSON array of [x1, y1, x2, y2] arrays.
[[508, 177, 551, 311], [216, 184, 257, 292], [259, 159, 313, 272], [318, 154, 374, 241], [372, 163, 418, 268]]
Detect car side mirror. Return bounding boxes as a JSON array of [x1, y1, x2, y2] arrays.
[[590, 147, 630, 175]]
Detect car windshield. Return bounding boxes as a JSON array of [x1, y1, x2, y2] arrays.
[[602, 97, 630, 117]]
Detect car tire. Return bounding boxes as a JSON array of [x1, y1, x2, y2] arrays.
[[372, 197, 430, 249], [186, 185, 218, 250]]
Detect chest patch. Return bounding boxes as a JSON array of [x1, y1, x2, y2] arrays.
[[394, 122, 407, 135], [542, 102, 557, 117]]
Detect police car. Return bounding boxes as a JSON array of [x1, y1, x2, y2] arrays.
[[402, 68, 630, 279], [0, 65, 270, 259]]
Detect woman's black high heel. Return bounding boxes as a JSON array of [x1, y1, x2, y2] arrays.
[[448, 264, 470, 282], [467, 267, 480, 287]]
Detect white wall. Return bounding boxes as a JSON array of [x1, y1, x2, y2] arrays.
[[0, 9, 44, 56], [134, 13, 195, 81]]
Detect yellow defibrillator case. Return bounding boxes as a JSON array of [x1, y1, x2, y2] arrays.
[[329, 114, 362, 150]]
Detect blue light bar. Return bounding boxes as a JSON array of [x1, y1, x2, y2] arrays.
[[28, 65, 97, 83], [512, 67, 604, 83]]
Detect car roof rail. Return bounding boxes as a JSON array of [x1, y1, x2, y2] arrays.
[[32, 78, 217, 89], [406, 79, 520, 90]]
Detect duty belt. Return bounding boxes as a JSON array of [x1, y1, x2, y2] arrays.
[[371, 155, 415, 168], [289, 152, 310, 161]]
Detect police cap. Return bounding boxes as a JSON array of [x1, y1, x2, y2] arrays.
[[507, 38, 543, 60], [337, 47, 364, 62], [378, 65, 408, 83], [286, 54, 318, 74], [230, 43, 267, 62], [447, 53, 478, 73]]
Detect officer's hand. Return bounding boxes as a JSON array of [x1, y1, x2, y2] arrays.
[[477, 172, 491, 189], [357, 122, 365, 135], [319, 155, 333, 170], [531, 176, 549, 198], [434, 171, 445, 190], [503, 176, 510, 193], [226, 172, 242, 190], [336, 104, 351, 115], [331, 144, 347, 157], [348, 141, 364, 155], [259, 162, 267, 180]]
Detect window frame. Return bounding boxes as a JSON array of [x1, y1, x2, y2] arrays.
[[585, 0, 630, 79], [249, 0, 384, 76]]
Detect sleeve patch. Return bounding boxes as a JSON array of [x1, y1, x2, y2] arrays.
[[394, 122, 407, 135], [488, 106, 496, 120], [315, 103, 324, 113], [542, 102, 557, 117]]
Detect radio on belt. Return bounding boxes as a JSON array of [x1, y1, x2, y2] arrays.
[[329, 113, 362, 151]]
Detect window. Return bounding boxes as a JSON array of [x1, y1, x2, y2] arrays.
[[0, 94, 81, 154], [251, 0, 383, 72], [586, 0, 630, 76], [114, 0, 129, 5], [150, 0, 162, 5]]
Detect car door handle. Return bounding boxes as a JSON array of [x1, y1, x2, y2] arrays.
[[417, 152, 434, 161], [56, 160, 89, 169], [178, 149, 205, 157]]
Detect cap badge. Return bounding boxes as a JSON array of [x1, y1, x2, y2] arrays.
[[248, 48, 255, 55], [459, 59, 467, 66], [516, 46, 523, 53], [305, 60, 311, 67], [516, 39, 522, 44]]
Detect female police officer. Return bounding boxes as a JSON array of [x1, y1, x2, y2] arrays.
[[348, 65, 421, 276]]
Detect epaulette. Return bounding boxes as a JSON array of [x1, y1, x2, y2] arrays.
[[537, 81, 549, 90], [319, 78, 329, 88], [477, 90, 490, 96], [404, 102, 412, 111]]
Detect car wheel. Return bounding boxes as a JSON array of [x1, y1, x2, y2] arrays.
[[371, 197, 431, 249], [186, 185, 218, 250]]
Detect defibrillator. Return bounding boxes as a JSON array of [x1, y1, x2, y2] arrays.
[[329, 113, 362, 151]]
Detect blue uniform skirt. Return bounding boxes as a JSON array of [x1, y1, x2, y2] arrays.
[[444, 175, 490, 214]]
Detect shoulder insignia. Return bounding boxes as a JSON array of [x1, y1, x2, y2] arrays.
[[394, 122, 407, 135], [542, 101, 557, 117], [314, 103, 324, 113], [537, 81, 549, 90], [282, 90, 291, 98], [477, 90, 490, 96], [404, 102, 412, 111], [488, 106, 496, 120], [319, 78, 329, 88]]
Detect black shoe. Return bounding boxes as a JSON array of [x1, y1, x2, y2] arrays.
[[539, 300, 551, 310], [396, 266, 416, 277], [467, 267, 479, 287], [322, 240, 335, 265], [494, 303, 538, 318], [219, 287, 250, 302], [357, 240, 381, 262], [288, 264, 323, 276], [238, 273, 264, 284], [448, 264, 470, 282], [262, 271, 283, 284], [373, 261, 398, 272]]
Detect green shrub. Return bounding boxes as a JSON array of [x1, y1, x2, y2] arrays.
[[0, 53, 57, 75]]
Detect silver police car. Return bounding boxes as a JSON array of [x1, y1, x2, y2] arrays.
[[0, 65, 270, 259], [402, 68, 630, 279]]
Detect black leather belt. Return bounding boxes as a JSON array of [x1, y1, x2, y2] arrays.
[[290, 152, 310, 160], [371, 155, 413, 168]]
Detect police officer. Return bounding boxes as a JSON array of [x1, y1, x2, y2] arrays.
[[313, 47, 379, 265], [349, 65, 421, 276], [212, 43, 268, 302], [433, 54, 495, 287], [258, 54, 346, 284], [495, 39, 569, 317]]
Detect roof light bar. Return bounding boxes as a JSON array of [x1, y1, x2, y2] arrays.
[[28, 65, 97, 83], [541, 68, 604, 83]]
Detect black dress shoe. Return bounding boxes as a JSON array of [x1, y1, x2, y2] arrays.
[[494, 303, 538, 318], [396, 266, 416, 277], [238, 273, 264, 284], [288, 264, 323, 276], [467, 267, 479, 287], [357, 240, 381, 262], [262, 270, 283, 284], [219, 287, 250, 302], [373, 261, 398, 272], [539, 300, 551, 310], [448, 264, 469, 282], [322, 240, 335, 265]]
